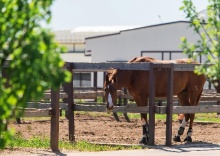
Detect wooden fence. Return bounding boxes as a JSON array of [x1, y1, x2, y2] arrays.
[[23, 90, 220, 116], [15, 62, 220, 150], [61, 62, 220, 148]]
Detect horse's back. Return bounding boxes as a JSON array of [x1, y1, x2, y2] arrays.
[[126, 57, 206, 97], [128, 56, 199, 64], [128, 56, 157, 63]]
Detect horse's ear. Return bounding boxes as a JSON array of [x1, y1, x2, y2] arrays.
[[111, 69, 118, 83]]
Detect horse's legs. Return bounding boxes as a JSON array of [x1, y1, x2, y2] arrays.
[[183, 114, 194, 142], [139, 113, 149, 144], [173, 91, 189, 142], [183, 89, 203, 142], [134, 95, 149, 144]]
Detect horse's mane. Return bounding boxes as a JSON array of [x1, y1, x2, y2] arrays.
[[128, 56, 157, 63]]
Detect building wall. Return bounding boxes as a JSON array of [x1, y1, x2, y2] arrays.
[[54, 27, 131, 87], [85, 21, 207, 87], [86, 22, 203, 62]]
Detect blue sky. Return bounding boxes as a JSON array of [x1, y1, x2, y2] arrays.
[[49, 0, 208, 30]]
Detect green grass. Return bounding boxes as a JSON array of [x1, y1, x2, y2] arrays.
[[110, 112, 220, 123], [194, 113, 220, 122], [72, 111, 220, 123], [7, 135, 141, 151]]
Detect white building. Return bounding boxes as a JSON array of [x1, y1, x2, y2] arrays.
[[53, 20, 210, 88], [53, 26, 137, 87], [86, 21, 206, 62], [85, 21, 207, 87]]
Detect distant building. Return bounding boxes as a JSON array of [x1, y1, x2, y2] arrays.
[[86, 21, 207, 62], [85, 21, 207, 87], [53, 21, 209, 88], [53, 26, 137, 87]]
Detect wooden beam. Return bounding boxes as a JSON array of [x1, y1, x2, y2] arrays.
[[43, 90, 220, 101], [71, 62, 151, 72], [44, 90, 124, 99], [70, 62, 200, 72], [74, 104, 149, 113], [74, 104, 106, 112], [121, 94, 220, 101], [44, 92, 67, 99], [74, 104, 220, 114], [156, 105, 220, 114], [23, 108, 52, 117], [23, 102, 220, 114], [113, 105, 149, 113]]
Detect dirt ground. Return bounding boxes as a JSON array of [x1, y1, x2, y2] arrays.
[[7, 112, 220, 146]]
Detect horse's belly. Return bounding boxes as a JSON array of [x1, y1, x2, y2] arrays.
[[154, 82, 186, 97], [154, 72, 187, 96]]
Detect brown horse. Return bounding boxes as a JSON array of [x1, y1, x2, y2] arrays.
[[104, 56, 206, 144]]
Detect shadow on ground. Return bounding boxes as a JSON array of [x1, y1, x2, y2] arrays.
[[148, 142, 220, 153]]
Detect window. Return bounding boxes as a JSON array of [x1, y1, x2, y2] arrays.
[[73, 73, 91, 87]]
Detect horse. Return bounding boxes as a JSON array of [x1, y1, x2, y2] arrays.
[[104, 56, 206, 144]]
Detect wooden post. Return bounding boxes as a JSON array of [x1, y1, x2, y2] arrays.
[[166, 64, 174, 146], [67, 63, 75, 142], [50, 89, 60, 151], [93, 72, 97, 102], [217, 101, 220, 117], [149, 63, 155, 145]]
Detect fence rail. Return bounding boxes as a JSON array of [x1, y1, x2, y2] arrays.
[[43, 90, 220, 100], [12, 62, 219, 150], [68, 62, 200, 72]]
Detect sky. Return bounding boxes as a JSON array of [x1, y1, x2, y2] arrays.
[[49, 0, 209, 30]]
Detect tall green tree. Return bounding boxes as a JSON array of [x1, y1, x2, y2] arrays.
[[180, 0, 220, 80], [0, 0, 71, 148]]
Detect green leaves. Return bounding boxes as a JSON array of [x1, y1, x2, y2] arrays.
[[180, 0, 220, 80], [0, 0, 71, 149]]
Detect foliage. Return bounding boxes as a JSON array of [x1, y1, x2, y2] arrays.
[[180, 0, 220, 79], [0, 0, 71, 148]]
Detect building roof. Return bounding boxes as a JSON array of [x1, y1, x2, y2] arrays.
[[85, 21, 192, 40], [53, 26, 138, 43]]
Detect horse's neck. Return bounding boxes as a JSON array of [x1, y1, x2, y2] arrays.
[[116, 70, 134, 89]]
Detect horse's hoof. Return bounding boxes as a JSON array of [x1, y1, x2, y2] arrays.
[[184, 136, 192, 142], [139, 136, 149, 145], [178, 127, 185, 135], [173, 135, 181, 142]]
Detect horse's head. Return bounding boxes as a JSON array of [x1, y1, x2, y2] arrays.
[[104, 69, 118, 110]]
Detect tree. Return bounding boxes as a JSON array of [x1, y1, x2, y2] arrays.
[[180, 0, 220, 80], [0, 0, 71, 148]]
